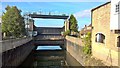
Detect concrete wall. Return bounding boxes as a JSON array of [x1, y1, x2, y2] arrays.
[[35, 40, 64, 45], [0, 19, 2, 68], [34, 27, 65, 48], [35, 27, 64, 34], [1, 37, 35, 67], [2, 37, 32, 52], [35, 34, 64, 40], [92, 2, 120, 66], [65, 36, 85, 66]]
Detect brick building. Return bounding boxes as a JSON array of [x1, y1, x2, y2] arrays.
[[80, 24, 92, 38], [91, 1, 120, 66]]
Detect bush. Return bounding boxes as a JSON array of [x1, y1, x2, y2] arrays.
[[63, 30, 70, 36], [83, 32, 91, 55], [83, 44, 91, 55]]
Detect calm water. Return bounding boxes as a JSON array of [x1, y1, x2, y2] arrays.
[[36, 46, 62, 50], [18, 46, 81, 68]]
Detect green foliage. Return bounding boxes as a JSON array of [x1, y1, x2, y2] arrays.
[[83, 32, 91, 55], [69, 14, 78, 32], [63, 30, 70, 36], [2, 5, 25, 38]]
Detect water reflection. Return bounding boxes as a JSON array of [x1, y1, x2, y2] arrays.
[[36, 46, 62, 50], [34, 50, 66, 67], [18, 46, 81, 68]]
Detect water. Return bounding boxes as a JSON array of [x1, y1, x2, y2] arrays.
[[36, 46, 62, 50], [18, 46, 81, 68]]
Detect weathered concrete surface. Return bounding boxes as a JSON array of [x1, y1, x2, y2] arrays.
[[66, 36, 83, 47], [34, 27, 65, 49], [2, 37, 32, 52], [35, 34, 64, 40], [65, 52, 82, 66], [0, 23, 2, 68], [66, 35, 120, 66], [35, 40, 64, 45], [35, 27, 64, 34], [1, 37, 35, 68], [66, 36, 85, 66]]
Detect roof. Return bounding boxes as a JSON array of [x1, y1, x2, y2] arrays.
[[80, 24, 92, 34], [80, 29, 91, 35], [88, 23, 92, 27], [91, 1, 111, 11]]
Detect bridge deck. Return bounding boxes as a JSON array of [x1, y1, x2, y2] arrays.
[[29, 14, 69, 19], [34, 39, 64, 46]]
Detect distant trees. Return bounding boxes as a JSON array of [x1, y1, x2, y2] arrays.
[[2, 5, 25, 39], [69, 14, 78, 32], [63, 14, 78, 37]]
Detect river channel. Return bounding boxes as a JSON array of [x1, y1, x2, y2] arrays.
[[18, 46, 82, 68]]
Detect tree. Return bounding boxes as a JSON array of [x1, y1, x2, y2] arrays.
[[2, 5, 25, 38], [69, 14, 78, 32]]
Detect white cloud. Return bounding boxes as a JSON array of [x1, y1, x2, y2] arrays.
[[74, 9, 91, 19]]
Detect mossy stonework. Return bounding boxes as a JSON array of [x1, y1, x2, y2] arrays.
[[92, 2, 120, 66]]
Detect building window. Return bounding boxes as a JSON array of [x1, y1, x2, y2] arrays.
[[95, 33, 105, 43], [117, 36, 120, 47], [115, 30, 120, 34], [115, 4, 119, 13]]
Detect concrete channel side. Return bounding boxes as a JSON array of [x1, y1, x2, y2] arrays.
[[1, 37, 35, 68], [2, 37, 32, 52], [65, 36, 85, 66], [66, 36, 120, 66], [0, 21, 2, 68]]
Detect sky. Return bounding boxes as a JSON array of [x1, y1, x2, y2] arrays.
[[1, 1, 109, 30]]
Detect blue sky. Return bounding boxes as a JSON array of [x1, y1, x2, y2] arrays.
[[1, 2, 107, 30]]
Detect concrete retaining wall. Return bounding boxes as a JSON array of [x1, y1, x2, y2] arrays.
[[36, 27, 64, 34], [66, 36, 120, 66], [66, 36, 85, 66], [0, 23, 2, 68], [1, 37, 35, 68], [35, 34, 64, 40], [1, 37, 32, 52]]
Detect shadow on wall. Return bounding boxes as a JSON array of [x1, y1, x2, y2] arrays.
[[106, 49, 114, 66]]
